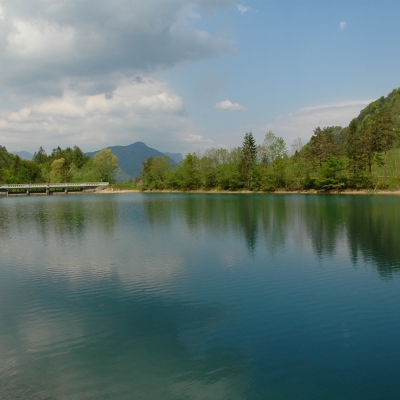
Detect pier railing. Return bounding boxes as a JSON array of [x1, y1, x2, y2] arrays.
[[0, 182, 109, 196]]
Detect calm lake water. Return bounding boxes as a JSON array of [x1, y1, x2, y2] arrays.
[[1, 193, 400, 399]]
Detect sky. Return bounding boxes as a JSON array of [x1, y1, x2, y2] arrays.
[[0, 0, 399, 155]]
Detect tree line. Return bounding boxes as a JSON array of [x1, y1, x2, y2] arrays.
[[0, 145, 119, 184], [140, 89, 400, 191]]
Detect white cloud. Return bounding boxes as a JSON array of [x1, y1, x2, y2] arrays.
[[0, 77, 214, 153], [0, 0, 235, 96], [138, 93, 183, 113], [262, 100, 372, 144], [36, 98, 86, 118], [215, 99, 246, 112], [7, 19, 75, 58], [8, 108, 31, 121], [237, 4, 250, 14], [0, 0, 235, 154], [181, 133, 213, 144], [339, 21, 347, 30]]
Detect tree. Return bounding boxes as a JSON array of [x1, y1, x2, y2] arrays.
[[141, 156, 171, 189], [308, 127, 339, 168], [258, 131, 287, 166], [33, 146, 48, 164], [71, 145, 89, 168], [314, 157, 346, 190], [290, 137, 304, 157], [359, 119, 376, 174], [93, 148, 119, 183], [240, 132, 257, 189], [347, 119, 363, 173], [49, 158, 66, 182], [141, 156, 154, 177], [371, 106, 396, 179], [182, 153, 200, 189]]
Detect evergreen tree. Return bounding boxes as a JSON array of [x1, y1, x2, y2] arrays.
[[371, 106, 396, 179], [347, 119, 366, 179], [308, 127, 339, 168], [240, 132, 257, 189], [33, 146, 48, 164]]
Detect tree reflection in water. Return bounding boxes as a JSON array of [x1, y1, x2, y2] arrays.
[[142, 193, 400, 277]]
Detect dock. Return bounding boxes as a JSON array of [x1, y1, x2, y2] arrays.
[[0, 182, 109, 197]]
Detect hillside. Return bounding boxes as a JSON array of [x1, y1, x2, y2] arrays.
[[336, 88, 400, 144], [86, 142, 181, 182]]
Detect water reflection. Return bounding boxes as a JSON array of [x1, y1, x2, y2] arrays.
[[0, 265, 249, 399], [1, 193, 400, 399], [141, 194, 400, 277], [0, 196, 118, 242], [1, 193, 400, 276]]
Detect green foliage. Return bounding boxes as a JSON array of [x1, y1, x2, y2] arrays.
[[258, 131, 287, 166], [93, 148, 119, 183], [141, 156, 172, 189], [137, 104, 400, 193], [182, 153, 201, 190], [0, 144, 119, 184], [109, 181, 139, 190], [314, 157, 347, 190], [307, 127, 340, 168], [33, 146, 48, 164]]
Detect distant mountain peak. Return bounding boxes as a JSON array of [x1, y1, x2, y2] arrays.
[[86, 142, 182, 182], [12, 151, 33, 161]]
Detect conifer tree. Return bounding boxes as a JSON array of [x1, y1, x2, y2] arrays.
[[371, 106, 396, 179], [240, 132, 257, 189], [346, 119, 370, 186], [308, 127, 338, 168]]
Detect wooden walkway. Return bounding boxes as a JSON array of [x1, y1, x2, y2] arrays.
[[0, 182, 109, 196]]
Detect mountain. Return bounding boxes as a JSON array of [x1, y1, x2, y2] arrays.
[[86, 142, 182, 182], [12, 151, 33, 160], [164, 152, 183, 163]]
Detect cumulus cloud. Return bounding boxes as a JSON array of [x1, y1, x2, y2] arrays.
[[0, 0, 235, 153], [0, 0, 235, 95], [215, 100, 246, 112], [0, 77, 214, 153], [263, 100, 372, 144], [339, 21, 347, 30]]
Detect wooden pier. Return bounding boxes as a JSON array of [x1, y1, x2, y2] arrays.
[[0, 182, 109, 197]]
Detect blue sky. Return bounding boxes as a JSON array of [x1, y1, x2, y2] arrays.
[[0, 0, 399, 154]]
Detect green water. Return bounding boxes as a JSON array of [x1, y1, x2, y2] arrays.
[[0, 193, 400, 399]]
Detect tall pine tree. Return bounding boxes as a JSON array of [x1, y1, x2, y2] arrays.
[[240, 132, 257, 189]]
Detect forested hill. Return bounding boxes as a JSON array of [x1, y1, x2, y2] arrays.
[[358, 88, 400, 123], [86, 142, 182, 182], [139, 88, 400, 191], [335, 88, 400, 145]]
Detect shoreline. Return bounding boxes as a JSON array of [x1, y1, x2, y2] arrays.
[[97, 188, 400, 195]]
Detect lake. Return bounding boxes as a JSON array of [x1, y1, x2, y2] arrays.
[[0, 193, 400, 399]]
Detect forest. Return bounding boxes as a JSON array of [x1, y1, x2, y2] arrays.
[[0, 146, 119, 184], [139, 88, 400, 191]]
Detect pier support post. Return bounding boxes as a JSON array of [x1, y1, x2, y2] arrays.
[[6, 191, 8, 198], [65, 188, 68, 195], [46, 188, 49, 196], [26, 189, 30, 196]]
